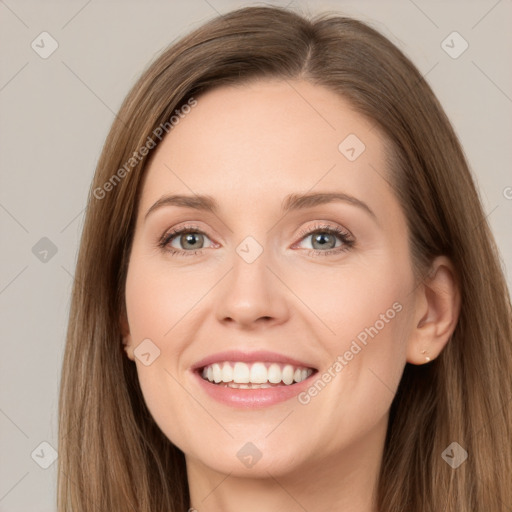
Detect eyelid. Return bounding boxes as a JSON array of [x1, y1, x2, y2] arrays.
[[294, 222, 353, 244], [291, 223, 355, 255], [158, 223, 215, 249], [158, 221, 355, 256]]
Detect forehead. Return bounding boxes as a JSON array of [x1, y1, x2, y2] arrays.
[[139, 79, 394, 218]]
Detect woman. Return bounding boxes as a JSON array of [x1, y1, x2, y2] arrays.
[[57, 5, 512, 511]]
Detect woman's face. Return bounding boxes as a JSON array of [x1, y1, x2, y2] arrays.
[[123, 79, 419, 478]]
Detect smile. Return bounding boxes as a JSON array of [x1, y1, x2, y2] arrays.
[[191, 350, 318, 407], [200, 361, 314, 388]]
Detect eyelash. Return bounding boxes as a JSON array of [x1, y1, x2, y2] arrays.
[[157, 223, 355, 258]]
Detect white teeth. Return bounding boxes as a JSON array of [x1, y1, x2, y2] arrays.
[[233, 362, 250, 383], [221, 362, 233, 382], [200, 361, 314, 386], [268, 363, 282, 383], [250, 362, 268, 384], [227, 382, 272, 389], [282, 365, 294, 385], [212, 363, 222, 383]]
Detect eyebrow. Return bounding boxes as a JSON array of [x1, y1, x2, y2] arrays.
[[144, 191, 376, 221]]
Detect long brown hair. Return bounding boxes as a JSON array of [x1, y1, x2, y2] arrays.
[[57, 6, 512, 511]]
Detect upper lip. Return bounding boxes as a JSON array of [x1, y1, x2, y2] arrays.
[[191, 350, 317, 371]]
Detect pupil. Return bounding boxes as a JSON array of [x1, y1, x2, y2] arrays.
[[314, 233, 334, 249], [183, 233, 202, 249]]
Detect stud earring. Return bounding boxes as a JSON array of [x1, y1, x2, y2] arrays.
[[420, 349, 431, 362]]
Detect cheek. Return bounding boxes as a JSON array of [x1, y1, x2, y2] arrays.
[[334, 274, 409, 362], [292, 251, 413, 404], [125, 269, 172, 343], [124, 249, 193, 436], [124, 246, 200, 346], [294, 267, 411, 445], [291, 252, 411, 351]]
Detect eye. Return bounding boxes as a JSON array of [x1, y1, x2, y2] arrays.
[[293, 223, 355, 256], [157, 222, 355, 258], [158, 224, 214, 256]]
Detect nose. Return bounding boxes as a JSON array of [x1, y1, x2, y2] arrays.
[[215, 243, 290, 329]]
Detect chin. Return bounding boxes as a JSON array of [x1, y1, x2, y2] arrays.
[[185, 439, 307, 478]]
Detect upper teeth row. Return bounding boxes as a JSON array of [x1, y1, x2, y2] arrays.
[[201, 362, 313, 385]]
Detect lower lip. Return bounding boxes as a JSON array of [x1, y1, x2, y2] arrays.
[[191, 369, 317, 408]]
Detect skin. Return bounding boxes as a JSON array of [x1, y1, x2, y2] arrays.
[[122, 79, 460, 512]]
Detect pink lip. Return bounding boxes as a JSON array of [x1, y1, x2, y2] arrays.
[[191, 369, 317, 408], [189, 350, 318, 409], [191, 350, 317, 371]]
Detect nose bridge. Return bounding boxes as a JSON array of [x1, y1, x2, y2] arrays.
[[215, 231, 288, 325], [230, 233, 272, 299], [232, 236, 272, 291]]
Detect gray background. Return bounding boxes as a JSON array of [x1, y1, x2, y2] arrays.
[[1, 0, 511, 510]]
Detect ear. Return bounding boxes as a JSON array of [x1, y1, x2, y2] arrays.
[[406, 256, 461, 365], [120, 310, 135, 362]]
